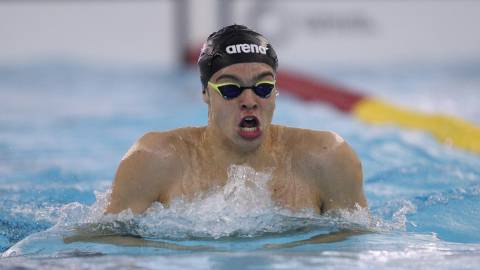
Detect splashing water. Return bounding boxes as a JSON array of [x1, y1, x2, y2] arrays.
[[3, 164, 387, 257], [62, 165, 374, 239], [97, 165, 386, 239]]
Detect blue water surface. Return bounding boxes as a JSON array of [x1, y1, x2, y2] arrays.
[[0, 60, 479, 269]]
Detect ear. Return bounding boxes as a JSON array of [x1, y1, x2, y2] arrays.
[[202, 88, 210, 104]]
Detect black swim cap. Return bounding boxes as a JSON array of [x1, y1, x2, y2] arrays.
[[197, 24, 278, 90]]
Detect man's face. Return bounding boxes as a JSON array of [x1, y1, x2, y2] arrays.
[[204, 62, 277, 152]]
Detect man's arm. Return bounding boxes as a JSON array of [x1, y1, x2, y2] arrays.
[[106, 132, 181, 214], [64, 231, 212, 251], [321, 138, 367, 211], [63, 133, 182, 246], [264, 229, 368, 249], [301, 131, 367, 212]]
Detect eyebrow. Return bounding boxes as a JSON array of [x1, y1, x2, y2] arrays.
[[215, 71, 275, 84]]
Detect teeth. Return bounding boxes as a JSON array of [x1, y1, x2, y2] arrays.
[[241, 127, 257, 132], [244, 117, 254, 121]]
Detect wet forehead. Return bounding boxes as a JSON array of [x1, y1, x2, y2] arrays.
[[210, 62, 275, 84]]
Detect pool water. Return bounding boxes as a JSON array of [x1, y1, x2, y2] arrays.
[[0, 61, 479, 269]]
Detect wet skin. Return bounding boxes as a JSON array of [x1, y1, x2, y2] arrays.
[[105, 63, 367, 215]]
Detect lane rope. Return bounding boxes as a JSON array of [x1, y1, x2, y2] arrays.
[[353, 98, 480, 153], [277, 70, 480, 154]]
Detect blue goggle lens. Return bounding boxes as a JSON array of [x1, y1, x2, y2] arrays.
[[218, 82, 275, 100]]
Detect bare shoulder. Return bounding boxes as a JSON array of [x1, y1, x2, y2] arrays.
[[276, 126, 367, 211], [273, 125, 347, 154], [131, 127, 205, 153], [106, 127, 205, 214]]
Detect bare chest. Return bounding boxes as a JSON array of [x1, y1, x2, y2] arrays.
[[165, 162, 321, 213], [268, 167, 321, 212]]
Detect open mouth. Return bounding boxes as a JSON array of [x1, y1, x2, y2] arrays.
[[238, 116, 261, 139]]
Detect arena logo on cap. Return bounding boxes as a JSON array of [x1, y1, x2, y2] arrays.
[[225, 44, 269, 55]]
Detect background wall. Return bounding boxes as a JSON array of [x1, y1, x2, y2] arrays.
[[1, 0, 479, 68], [0, 1, 176, 66]]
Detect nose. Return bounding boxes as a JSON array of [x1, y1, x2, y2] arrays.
[[239, 89, 258, 110]]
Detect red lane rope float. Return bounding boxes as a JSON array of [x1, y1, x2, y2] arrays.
[[184, 46, 480, 154], [276, 70, 366, 113]]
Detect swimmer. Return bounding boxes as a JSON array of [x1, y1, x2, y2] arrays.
[[106, 24, 367, 215]]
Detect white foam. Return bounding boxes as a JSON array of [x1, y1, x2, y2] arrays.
[[2, 165, 422, 258], [47, 164, 396, 240]]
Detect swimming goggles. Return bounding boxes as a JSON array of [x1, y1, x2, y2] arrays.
[[207, 80, 276, 100]]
